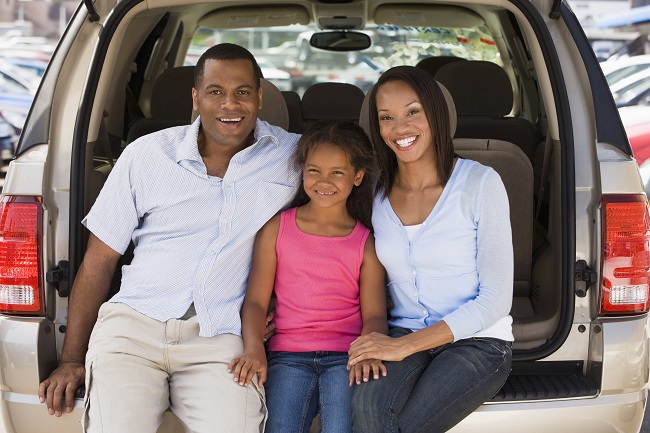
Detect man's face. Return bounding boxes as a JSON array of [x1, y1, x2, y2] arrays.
[[192, 58, 262, 150]]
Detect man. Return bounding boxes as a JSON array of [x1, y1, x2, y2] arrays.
[[38, 43, 300, 432]]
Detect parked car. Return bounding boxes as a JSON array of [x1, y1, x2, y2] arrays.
[[0, 59, 39, 95], [1, 57, 49, 81], [0, 1, 648, 433], [0, 73, 34, 135], [619, 105, 650, 165], [0, 113, 17, 155], [600, 54, 650, 86], [256, 57, 292, 92], [612, 73, 650, 107]]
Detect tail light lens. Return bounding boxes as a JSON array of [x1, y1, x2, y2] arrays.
[[599, 194, 650, 315], [0, 195, 44, 315]]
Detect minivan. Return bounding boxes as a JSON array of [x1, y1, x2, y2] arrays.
[[0, 0, 648, 432]]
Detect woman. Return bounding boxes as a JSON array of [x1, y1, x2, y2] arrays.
[[348, 66, 513, 433]]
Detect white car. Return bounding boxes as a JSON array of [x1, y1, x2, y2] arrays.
[[257, 57, 292, 92], [600, 54, 650, 86], [0, 1, 648, 433]]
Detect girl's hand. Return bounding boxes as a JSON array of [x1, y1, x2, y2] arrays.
[[348, 359, 387, 386], [228, 344, 267, 387], [348, 332, 408, 367]]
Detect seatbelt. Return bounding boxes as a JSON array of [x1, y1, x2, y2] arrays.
[[98, 110, 114, 168], [535, 132, 553, 225]]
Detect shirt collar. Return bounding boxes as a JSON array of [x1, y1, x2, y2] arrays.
[[175, 117, 279, 164]]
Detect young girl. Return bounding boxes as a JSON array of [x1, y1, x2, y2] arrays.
[[228, 119, 388, 433]]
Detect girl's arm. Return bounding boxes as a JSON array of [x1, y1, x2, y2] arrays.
[[359, 234, 389, 337], [228, 214, 280, 387], [349, 234, 389, 385]]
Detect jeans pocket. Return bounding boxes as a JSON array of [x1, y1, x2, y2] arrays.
[[472, 337, 512, 358]]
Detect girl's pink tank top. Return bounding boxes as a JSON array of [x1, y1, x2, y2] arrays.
[[268, 207, 370, 352]]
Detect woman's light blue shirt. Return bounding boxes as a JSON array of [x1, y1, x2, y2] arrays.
[[372, 158, 514, 342]]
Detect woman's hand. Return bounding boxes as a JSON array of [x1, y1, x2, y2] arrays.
[[348, 358, 387, 386], [228, 343, 267, 387], [348, 332, 410, 368]]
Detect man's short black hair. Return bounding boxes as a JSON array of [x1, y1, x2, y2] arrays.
[[193, 43, 262, 89]]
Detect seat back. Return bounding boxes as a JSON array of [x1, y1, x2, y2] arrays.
[[301, 82, 365, 129], [150, 66, 195, 121], [281, 90, 303, 133], [415, 56, 466, 77], [434, 61, 538, 162], [454, 138, 534, 299]]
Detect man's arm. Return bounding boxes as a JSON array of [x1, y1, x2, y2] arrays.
[[38, 233, 122, 417]]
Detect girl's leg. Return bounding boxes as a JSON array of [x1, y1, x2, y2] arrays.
[[398, 338, 512, 433], [351, 328, 433, 433], [318, 353, 354, 433], [264, 352, 320, 433]]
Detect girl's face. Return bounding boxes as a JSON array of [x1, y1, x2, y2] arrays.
[[302, 143, 365, 209], [376, 80, 433, 164]]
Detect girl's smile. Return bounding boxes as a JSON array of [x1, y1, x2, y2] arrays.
[[302, 143, 364, 208]]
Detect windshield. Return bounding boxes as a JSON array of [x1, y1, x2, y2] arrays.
[[184, 24, 501, 96]]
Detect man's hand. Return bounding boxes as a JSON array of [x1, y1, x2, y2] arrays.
[[38, 361, 85, 417], [263, 310, 276, 343], [227, 343, 268, 387]]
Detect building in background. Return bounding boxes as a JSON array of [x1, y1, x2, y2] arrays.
[[0, 0, 76, 38]]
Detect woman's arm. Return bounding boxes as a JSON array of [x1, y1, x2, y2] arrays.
[[348, 319, 454, 366], [228, 215, 280, 387], [441, 169, 513, 341]]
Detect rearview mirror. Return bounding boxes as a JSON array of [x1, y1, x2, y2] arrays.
[[309, 31, 371, 52]]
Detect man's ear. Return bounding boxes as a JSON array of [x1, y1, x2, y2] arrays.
[[192, 87, 198, 111], [354, 169, 366, 186], [258, 84, 263, 109]]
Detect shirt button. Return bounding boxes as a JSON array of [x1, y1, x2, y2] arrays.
[[422, 309, 427, 315], [412, 270, 416, 275]]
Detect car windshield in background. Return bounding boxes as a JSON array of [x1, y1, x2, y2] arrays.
[[184, 24, 500, 96]]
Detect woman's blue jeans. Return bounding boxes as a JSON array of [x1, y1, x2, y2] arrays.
[[264, 351, 353, 433], [351, 327, 512, 433]]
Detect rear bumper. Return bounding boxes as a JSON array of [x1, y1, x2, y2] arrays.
[[1, 388, 646, 433], [452, 389, 647, 433]]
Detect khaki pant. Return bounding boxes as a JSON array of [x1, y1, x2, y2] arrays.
[[83, 302, 266, 433]]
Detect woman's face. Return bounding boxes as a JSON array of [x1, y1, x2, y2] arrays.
[[375, 80, 433, 164]]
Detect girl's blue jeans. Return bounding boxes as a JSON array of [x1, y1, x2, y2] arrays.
[[351, 327, 512, 433], [264, 351, 353, 433]]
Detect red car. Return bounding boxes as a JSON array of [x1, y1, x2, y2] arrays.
[[619, 105, 650, 166]]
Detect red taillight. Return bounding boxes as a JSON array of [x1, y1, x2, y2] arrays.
[[599, 194, 650, 315], [0, 195, 44, 315]]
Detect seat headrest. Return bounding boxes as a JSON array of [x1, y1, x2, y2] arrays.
[[301, 83, 365, 122], [259, 78, 289, 130], [359, 81, 457, 139], [434, 61, 513, 116], [415, 56, 467, 77], [151, 66, 195, 121], [190, 78, 289, 131]]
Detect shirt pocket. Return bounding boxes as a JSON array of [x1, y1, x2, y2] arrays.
[[254, 182, 297, 227]]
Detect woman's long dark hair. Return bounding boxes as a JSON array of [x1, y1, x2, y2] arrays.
[[368, 66, 455, 198], [291, 120, 377, 230]]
